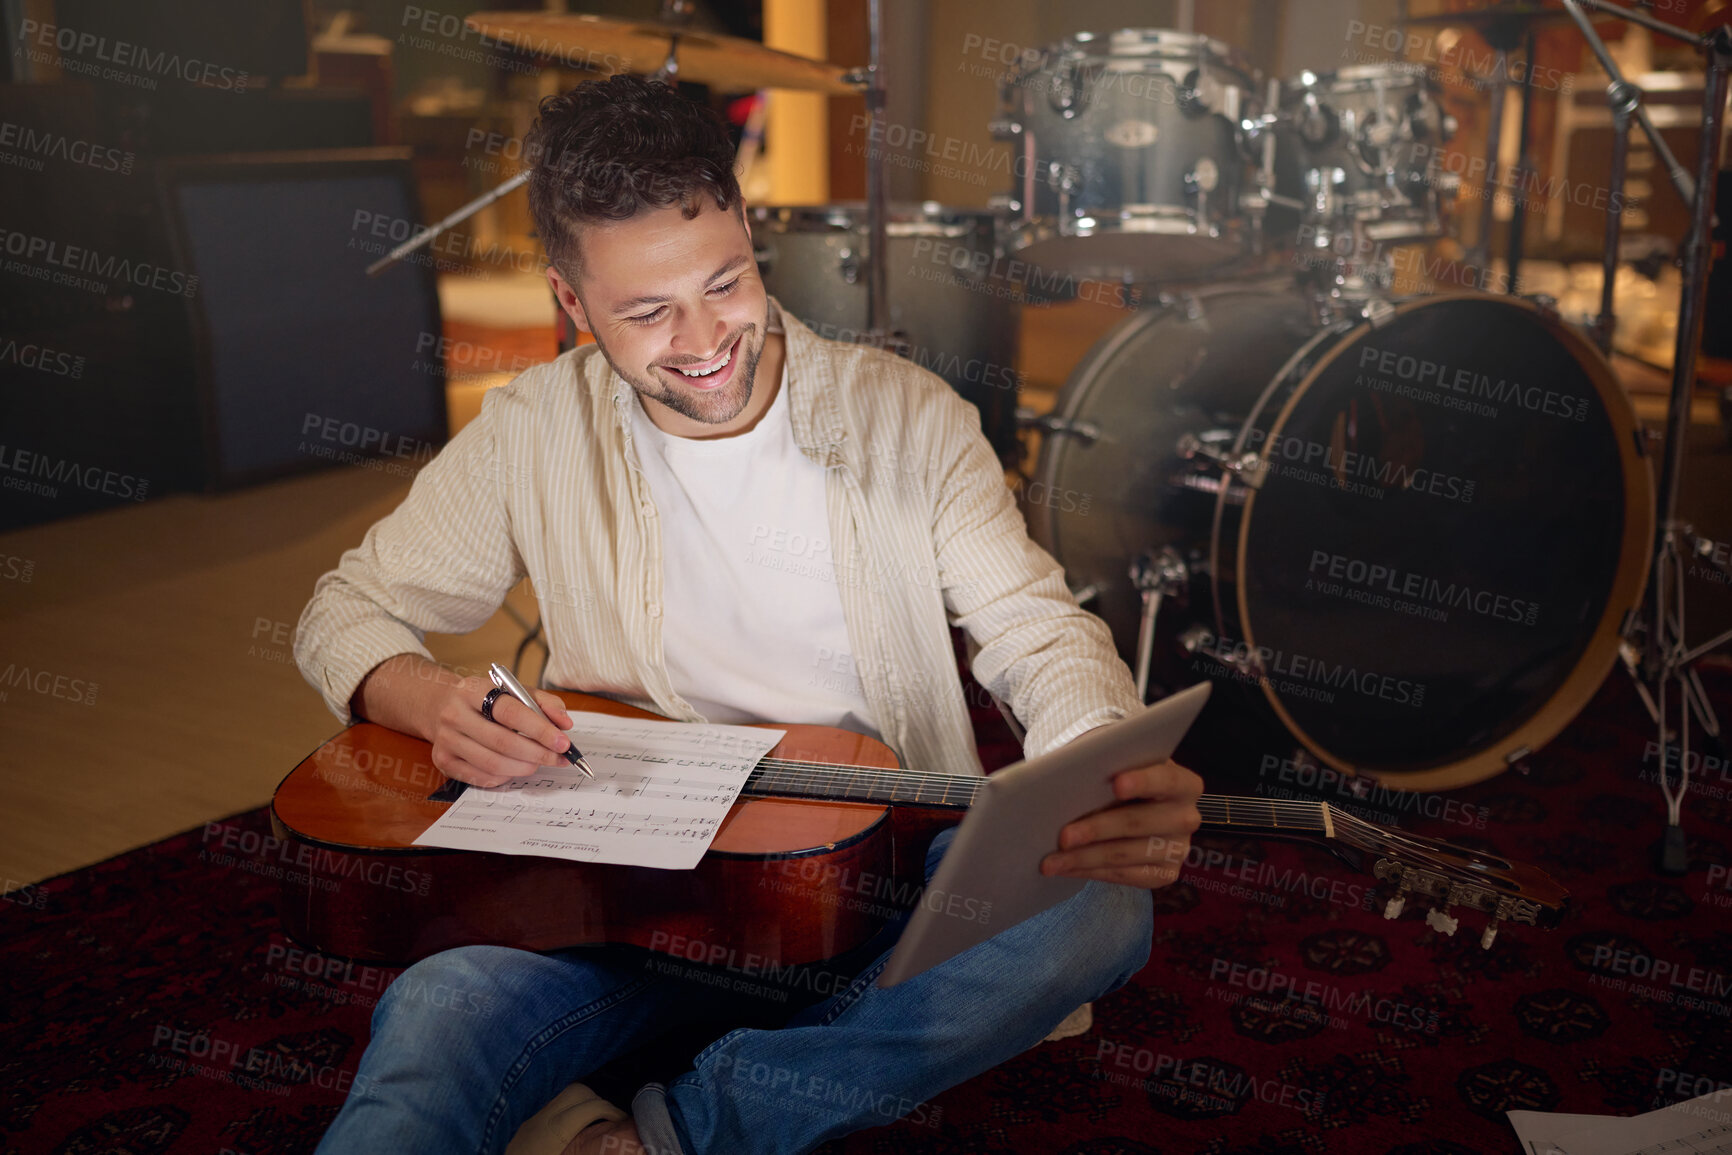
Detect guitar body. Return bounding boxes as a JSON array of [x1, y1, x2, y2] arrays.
[[272, 692, 1571, 969], [270, 692, 962, 967]]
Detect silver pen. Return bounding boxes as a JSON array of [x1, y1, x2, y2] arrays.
[[488, 662, 595, 779]]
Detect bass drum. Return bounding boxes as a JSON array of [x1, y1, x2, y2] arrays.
[[1026, 288, 1654, 790]]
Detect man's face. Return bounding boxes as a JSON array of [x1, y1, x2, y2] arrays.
[[549, 200, 768, 428]]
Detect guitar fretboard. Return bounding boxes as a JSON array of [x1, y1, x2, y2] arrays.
[[739, 758, 1331, 834]]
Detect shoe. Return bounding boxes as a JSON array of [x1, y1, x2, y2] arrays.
[[1040, 1001, 1094, 1043], [505, 1082, 628, 1155]]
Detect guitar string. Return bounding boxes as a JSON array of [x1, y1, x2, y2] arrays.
[[561, 753, 1523, 895], [742, 766, 1526, 896], [739, 761, 1535, 900], [1330, 809, 1528, 895], [749, 760, 1326, 810], [736, 758, 1330, 827]]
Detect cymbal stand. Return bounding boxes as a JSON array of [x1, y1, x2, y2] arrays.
[[1590, 78, 1634, 354], [1505, 22, 1538, 292], [863, 0, 891, 340], [1561, 0, 1732, 873], [364, 2, 697, 279], [1465, 50, 1507, 276]]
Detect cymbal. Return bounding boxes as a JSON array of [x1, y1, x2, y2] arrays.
[[1399, 4, 1576, 28], [463, 12, 859, 95]]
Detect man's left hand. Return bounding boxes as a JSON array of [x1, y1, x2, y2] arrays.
[[1039, 760, 1204, 889]]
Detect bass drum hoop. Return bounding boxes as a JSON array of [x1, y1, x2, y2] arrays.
[[1224, 292, 1655, 791], [1024, 280, 1295, 556]]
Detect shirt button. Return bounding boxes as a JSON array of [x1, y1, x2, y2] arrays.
[[641, 502, 656, 516], [647, 603, 662, 617]]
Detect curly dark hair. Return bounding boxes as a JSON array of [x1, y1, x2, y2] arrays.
[[524, 74, 741, 282]]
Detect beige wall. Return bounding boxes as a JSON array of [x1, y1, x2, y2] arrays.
[[915, 0, 1301, 208]]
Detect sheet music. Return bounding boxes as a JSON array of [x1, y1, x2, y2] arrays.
[[1510, 1092, 1732, 1155], [413, 711, 785, 869]]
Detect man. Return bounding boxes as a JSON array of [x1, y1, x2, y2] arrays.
[[297, 74, 1203, 1155]]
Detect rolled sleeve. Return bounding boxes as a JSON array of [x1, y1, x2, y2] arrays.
[[294, 389, 527, 724], [929, 392, 1143, 759]]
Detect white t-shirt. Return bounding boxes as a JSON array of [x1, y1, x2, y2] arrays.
[[627, 362, 882, 741]]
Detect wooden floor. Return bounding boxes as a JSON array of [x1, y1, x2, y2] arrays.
[[0, 465, 541, 893], [3, 288, 1730, 894]]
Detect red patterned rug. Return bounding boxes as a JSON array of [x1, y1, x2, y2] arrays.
[[4, 645, 1730, 1154]]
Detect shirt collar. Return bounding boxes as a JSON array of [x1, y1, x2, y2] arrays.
[[610, 295, 846, 464]]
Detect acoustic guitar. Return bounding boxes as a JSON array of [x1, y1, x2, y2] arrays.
[[269, 691, 1568, 970]]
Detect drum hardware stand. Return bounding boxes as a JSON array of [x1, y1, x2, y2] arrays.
[[1242, 79, 1312, 228], [1067, 582, 1101, 608], [850, 0, 892, 341], [1130, 549, 1189, 703], [363, 0, 875, 284], [1561, 0, 1699, 353], [1016, 410, 1102, 443], [1559, 0, 1732, 875], [1464, 49, 1508, 276], [363, 0, 707, 279], [366, 169, 529, 278], [1590, 79, 1638, 354], [1452, 11, 1552, 294], [1505, 21, 1538, 293]]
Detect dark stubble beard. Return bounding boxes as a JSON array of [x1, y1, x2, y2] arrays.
[[593, 323, 764, 427]]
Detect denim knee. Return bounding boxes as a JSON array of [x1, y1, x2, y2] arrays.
[[370, 944, 523, 1036], [1056, 881, 1154, 996]]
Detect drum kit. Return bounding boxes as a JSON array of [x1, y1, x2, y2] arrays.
[[371, 2, 1732, 860]]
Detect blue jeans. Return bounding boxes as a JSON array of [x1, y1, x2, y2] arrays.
[[315, 826, 1154, 1155]]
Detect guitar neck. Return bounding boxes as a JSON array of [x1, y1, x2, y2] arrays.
[[739, 758, 1333, 839]]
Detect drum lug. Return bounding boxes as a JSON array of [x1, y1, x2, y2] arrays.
[[1176, 432, 1267, 488], [1145, 291, 1203, 320], [1018, 407, 1102, 443], [1362, 298, 1396, 329], [1047, 59, 1095, 118], [1524, 294, 1560, 318], [988, 117, 1023, 140], [1178, 623, 1261, 679], [836, 246, 860, 285]]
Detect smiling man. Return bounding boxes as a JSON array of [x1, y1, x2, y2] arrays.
[[298, 74, 1202, 1155]]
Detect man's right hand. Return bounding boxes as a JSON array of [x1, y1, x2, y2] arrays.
[[351, 654, 576, 787]]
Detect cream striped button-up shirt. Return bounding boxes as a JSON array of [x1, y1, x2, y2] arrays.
[[294, 297, 1143, 776]]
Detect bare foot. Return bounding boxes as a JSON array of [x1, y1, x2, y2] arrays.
[[568, 1116, 646, 1155]]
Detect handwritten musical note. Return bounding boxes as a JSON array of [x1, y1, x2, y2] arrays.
[[412, 712, 784, 868]]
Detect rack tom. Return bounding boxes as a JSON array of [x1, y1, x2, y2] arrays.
[[991, 29, 1261, 283]]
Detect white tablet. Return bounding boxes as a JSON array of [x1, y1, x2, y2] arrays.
[[876, 681, 1211, 987]]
